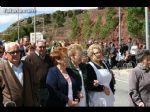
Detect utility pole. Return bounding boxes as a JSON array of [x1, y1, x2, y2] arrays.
[[34, 7, 36, 43], [43, 14, 45, 34], [17, 7, 20, 41], [145, 7, 150, 49], [118, 7, 121, 49]]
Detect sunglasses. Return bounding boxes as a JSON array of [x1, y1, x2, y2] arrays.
[[6, 50, 20, 55], [39, 46, 46, 49]]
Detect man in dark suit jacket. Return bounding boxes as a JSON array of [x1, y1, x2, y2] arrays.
[[25, 39, 53, 106], [20, 36, 30, 58], [0, 42, 38, 107]]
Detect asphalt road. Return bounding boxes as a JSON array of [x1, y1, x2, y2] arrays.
[[112, 68, 132, 107]]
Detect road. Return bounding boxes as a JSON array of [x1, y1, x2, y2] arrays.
[[112, 68, 132, 106]]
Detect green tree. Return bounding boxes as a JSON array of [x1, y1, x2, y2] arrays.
[[82, 13, 92, 39], [100, 24, 109, 38], [74, 10, 83, 15], [52, 11, 65, 27], [2, 35, 12, 41], [9, 24, 34, 41], [126, 7, 144, 38], [100, 7, 118, 39], [63, 11, 68, 17], [92, 15, 101, 38], [25, 24, 34, 35], [10, 30, 18, 41], [44, 14, 51, 23], [106, 7, 115, 21], [27, 17, 32, 24], [70, 15, 80, 40], [67, 10, 73, 18], [126, 7, 144, 16]]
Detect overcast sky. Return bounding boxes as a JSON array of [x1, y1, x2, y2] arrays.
[[0, 7, 97, 32]]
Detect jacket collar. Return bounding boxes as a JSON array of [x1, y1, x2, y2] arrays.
[[137, 63, 150, 73]]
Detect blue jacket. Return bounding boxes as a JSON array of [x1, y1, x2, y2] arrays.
[[46, 66, 80, 107]]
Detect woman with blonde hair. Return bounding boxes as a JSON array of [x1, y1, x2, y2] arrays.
[[86, 44, 115, 107], [67, 44, 89, 106]]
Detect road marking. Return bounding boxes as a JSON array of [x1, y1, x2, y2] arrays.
[[115, 78, 128, 84]]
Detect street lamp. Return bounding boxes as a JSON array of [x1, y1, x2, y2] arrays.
[[145, 7, 150, 50]]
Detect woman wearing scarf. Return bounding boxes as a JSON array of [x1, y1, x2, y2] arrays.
[[67, 44, 89, 107]]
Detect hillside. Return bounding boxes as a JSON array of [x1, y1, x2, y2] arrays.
[[1, 7, 145, 44]]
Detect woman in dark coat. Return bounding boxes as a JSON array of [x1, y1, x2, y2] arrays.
[[46, 47, 80, 107], [129, 49, 150, 107]]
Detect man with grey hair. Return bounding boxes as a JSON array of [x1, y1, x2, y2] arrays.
[[0, 42, 38, 106], [25, 39, 53, 107]]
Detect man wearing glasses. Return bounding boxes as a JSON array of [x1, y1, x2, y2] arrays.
[[0, 42, 38, 106], [25, 39, 53, 107]]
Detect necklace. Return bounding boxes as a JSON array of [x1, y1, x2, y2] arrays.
[[64, 75, 70, 81], [57, 65, 70, 80], [61, 70, 70, 80]]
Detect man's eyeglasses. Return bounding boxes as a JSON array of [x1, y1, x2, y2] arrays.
[[39, 46, 46, 49], [6, 50, 20, 55]]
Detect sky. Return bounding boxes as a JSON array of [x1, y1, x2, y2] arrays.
[[0, 7, 97, 32]]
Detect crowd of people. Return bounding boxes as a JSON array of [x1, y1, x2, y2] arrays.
[[0, 35, 149, 107]]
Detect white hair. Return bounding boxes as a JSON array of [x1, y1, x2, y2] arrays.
[[4, 42, 20, 52], [36, 39, 46, 44]]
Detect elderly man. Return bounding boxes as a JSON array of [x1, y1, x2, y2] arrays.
[[25, 39, 53, 107], [0, 42, 38, 107]]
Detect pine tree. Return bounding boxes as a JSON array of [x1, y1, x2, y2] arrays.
[[82, 13, 92, 39], [52, 11, 65, 27], [70, 15, 80, 40], [92, 15, 101, 39]]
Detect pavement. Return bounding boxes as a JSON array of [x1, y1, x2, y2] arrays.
[[112, 68, 132, 106], [112, 68, 132, 82]]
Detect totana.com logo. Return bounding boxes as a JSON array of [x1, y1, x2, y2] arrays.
[[3, 8, 36, 14]]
